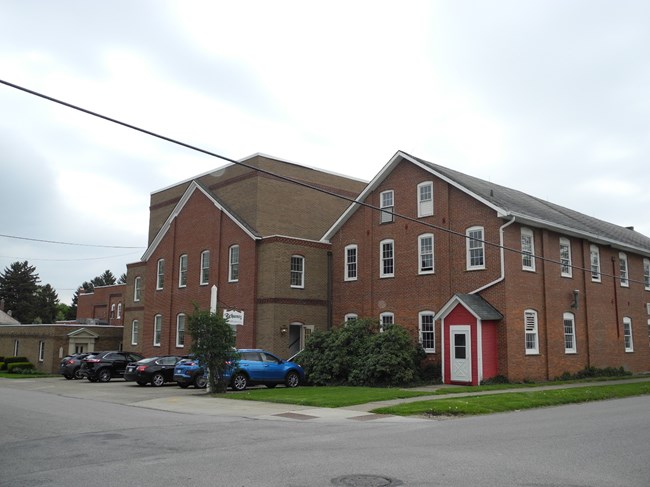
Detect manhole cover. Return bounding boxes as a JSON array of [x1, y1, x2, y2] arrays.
[[331, 474, 403, 486]]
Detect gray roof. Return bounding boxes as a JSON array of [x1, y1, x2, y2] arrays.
[[408, 153, 650, 254], [455, 294, 503, 321]]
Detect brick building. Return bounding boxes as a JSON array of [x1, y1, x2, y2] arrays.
[[76, 284, 126, 326], [122, 154, 366, 359], [323, 151, 650, 384]]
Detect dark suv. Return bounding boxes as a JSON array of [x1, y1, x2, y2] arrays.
[[59, 352, 95, 380], [80, 351, 144, 382]]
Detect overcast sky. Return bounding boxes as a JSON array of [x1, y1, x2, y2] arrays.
[[1, 1, 649, 306]]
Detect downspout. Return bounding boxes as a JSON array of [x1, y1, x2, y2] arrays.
[[470, 216, 516, 295], [327, 251, 333, 330]]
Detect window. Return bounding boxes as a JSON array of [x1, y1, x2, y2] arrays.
[[345, 244, 358, 281], [417, 181, 434, 217], [563, 312, 576, 353], [619, 253, 629, 287], [647, 319, 650, 348], [644, 259, 650, 291], [200, 250, 210, 285], [524, 310, 539, 354], [134, 276, 142, 302], [419, 311, 435, 353], [153, 314, 162, 347], [344, 313, 358, 323], [559, 238, 572, 277], [117, 303, 122, 319], [176, 314, 186, 348], [229, 245, 239, 282], [291, 255, 305, 288], [380, 190, 394, 223], [590, 245, 601, 282], [379, 312, 394, 332], [380, 239, 394, 278], [38, 341, 45, 362], [466, 226, 485, 270], [131, 320, 139, 346], [418, 234, 434, 274], [14, 339, 19, 356], [178, 254, 188, 287], [623, 317, 633, 352], [521, 227, 535, 271], [156, 259, 165, 290], [110, 304, 115, 319]]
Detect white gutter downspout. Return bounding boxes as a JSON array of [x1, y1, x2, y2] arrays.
[[470, 216, 516, 295]]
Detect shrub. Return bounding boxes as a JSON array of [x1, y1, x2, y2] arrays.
[[4, 356, 29, 366], [298, 318, 426, 387], [8, 362, 34, 373], [554, 366, 632, 381], [481, 375, 510, 385]]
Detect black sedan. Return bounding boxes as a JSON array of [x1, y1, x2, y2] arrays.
[[58, 352, 95, 380], [124, 356, 184, 387]]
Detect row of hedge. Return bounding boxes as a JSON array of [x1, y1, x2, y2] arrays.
[[0, 356, 34, 373]]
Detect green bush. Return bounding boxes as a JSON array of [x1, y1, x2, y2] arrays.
[[555, 366, 632, 381], [4, 356, 29, 366], [298, 318, 426, 387], [8, 362, 34, 373], [481, 375, 510, 385]]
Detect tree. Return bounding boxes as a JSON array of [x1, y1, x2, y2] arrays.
[[0, 261, 40, 323], [118, 273, 127, 284], [92, 270, 117, 287], [34, 284, 59, 323], [187, 307, 239, 393]]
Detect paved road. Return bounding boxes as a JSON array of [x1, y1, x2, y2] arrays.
[[1, 377, 649, 486]]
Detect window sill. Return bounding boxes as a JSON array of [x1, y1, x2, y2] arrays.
[[525, 352, 540, 356]]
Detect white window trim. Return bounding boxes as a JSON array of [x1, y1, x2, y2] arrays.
[[563, 312, 576, 354], [110, 303, 115, 319], [200, 250, 210, 286], [178, 254, 188, 288], [131, 320, 139, 346], [116, 303, 122, 319], [524, 309, 539, 355], [380, 190, 394, 223], [14, 339, 19, 356], [380, 239, 395, 278], [417, 181, 434, 217], [521, 227, 536, 272], [290, 255, 305, 289], [176, 313, 186, 348], [229, 245, 240, 283], [379, 312, 394, 332], [418, 234, 435, 275], [133, 276, 141, 302], [466, 226, 485, 270], [344, 313, 358, 323], [644, 258, 650, 291], [38, 341, 45, 362], [153, 314, 162, 347], [619, 252, 629, 288], [560, 237, 572, 278], [156, 259, 165, 290], [623, 316, 634, 352], [590, 244, 601, 283], [418, 311, 436, 353], [344, 244, 358, 281]]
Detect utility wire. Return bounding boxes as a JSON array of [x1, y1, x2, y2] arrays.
[[1, 78, 646, 287], [0, 233, 144, 249], [0, 251, 141, 262]]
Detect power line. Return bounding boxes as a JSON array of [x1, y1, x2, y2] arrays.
[[0, 251, 141, 262], [0, 233, 144, 249], [1, 79, 646, 287]]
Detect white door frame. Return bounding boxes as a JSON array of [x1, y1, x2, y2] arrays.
[[450, 325, 472, 383]]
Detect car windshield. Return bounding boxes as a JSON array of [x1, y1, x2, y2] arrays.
[[138, 357, 158, 364]]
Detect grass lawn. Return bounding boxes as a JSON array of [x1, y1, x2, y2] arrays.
[[217, 386, 436, 408], [0, 372, 53, 379], [372, 381, 650, 417]]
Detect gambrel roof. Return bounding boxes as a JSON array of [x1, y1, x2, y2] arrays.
[[323, 151, 650, 256]]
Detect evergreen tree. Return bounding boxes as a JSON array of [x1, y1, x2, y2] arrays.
[[35, 284, 59, 323], [91, 270, 117, 287], [118, 273, 127, 284], [0, 261, 40, 323]]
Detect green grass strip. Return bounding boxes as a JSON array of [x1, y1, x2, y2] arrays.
[[373, 382, 650, 416], [218, 386, 435, 408]]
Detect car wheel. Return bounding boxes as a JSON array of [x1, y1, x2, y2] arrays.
[[285, 371, 300, 388], [194, 375, 207, 389], [64, 374, 73, 380], [151, 373, 165, 387], [231, 372, 248, 391], [178, 383, 189, 389], [98, 369, 112, 383], [136, 380, 148, 386], [88, 376, 98, 383], [265, 384, 277, 389], [73, 367, 83, 380]]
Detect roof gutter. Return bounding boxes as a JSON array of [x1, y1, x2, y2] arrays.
[[471, 216, 516, 295]]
